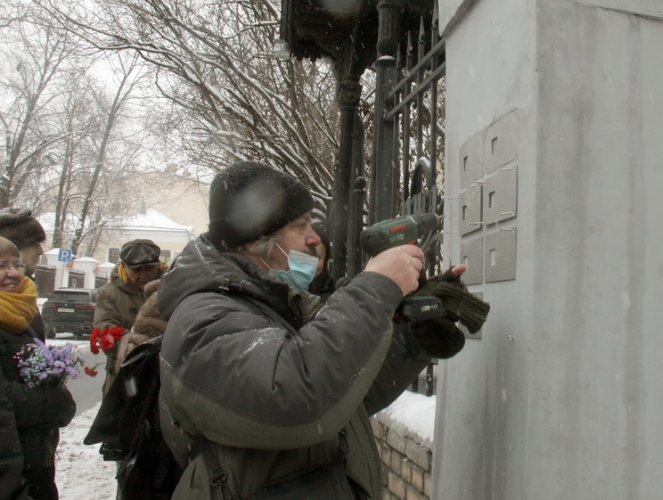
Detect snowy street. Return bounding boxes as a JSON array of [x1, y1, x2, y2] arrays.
[[43, 337, 115, 498], [55, 403, 117, 500]]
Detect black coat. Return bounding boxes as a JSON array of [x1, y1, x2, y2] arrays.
[[0, 372, 31, 500], [0, 326, 76, 494]]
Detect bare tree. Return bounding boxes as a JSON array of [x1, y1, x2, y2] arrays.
[[27, 47, 158, 257], [42, 0, 341, 214], [0, 6, 83, 208], [0, 0, 30, 29], [69, 53, 147, 256], [46, 72, 99, 247]]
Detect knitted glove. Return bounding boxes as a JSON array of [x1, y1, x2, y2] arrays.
[[415, 268, 490, 333], [409, 316, 465, 359]]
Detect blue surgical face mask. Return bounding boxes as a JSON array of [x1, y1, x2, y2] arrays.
[[269, 244, 319, 292]]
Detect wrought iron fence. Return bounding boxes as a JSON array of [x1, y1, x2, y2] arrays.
[[373, 6, 447, 397]]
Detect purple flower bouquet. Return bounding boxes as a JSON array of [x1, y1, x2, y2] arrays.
[[14, 339, 85, 388]]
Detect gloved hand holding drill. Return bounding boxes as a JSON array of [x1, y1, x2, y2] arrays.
[[414, 264, 490, 334], [408, 264, 488, 359], [360, 214, 490, 358]]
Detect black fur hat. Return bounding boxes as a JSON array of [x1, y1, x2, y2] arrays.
[[208, 162, 313, 247], [0, 208, 46, 249], [120, 239, 161, 268]]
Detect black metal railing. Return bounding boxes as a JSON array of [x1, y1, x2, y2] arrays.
[[373, 4, 447, 397]]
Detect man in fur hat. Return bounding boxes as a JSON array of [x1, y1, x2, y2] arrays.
[[94, 239, 165, 395], [157, 161, 476, 499], [0, 208, 46, 278]]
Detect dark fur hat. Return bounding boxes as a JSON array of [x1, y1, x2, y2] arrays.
[[208, 161, 314, 248], [120, 239, 161, 268], [0, 208, 46, 249]]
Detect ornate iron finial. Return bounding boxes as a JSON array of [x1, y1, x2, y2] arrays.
[[377, 0, 404, 57]]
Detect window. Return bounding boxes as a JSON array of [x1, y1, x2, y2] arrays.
[[160, 249, 172, 265], [108, 247, 120, 264]]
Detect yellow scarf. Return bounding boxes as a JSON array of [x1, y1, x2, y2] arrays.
[[0, 277, 38, 334]]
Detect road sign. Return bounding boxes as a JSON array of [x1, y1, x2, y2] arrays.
[[58, 249, 72, 262]]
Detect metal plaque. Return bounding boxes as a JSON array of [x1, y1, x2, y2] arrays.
[[459, 185, 483, 236], [484, 229, 517, 282], [459, 132, 484, 188], [483, 167, 518, 225], [484, 110, 518, 173], [459, 236, 483, 285]]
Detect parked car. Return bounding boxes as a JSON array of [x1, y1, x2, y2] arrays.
[[42, 288, 98, 339]]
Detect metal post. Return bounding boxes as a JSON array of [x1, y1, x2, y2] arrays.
[[330, 77, 362, 279], [402, 32, 414, 204], [373, 0, 403, 223], [347, 176, 367, 277], [430, 3, 440, 188], [416, 16, 426, 160]]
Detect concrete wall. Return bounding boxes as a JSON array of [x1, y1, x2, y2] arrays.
[[434, 0, 663, 499]]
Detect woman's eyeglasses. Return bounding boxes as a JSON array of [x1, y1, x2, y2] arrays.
[[0, 262, 27, 271]]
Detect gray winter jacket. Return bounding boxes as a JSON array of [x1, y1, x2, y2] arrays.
[[157, 235, 431, 498]]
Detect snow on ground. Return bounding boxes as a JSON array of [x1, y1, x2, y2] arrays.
[[45, 336, 115, 499], [55, 403, 117, 500]]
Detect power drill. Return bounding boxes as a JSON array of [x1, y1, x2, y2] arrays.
[[360, 213, 444, 323]]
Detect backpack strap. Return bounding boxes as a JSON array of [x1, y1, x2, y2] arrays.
[[198, 442, 233, 500]]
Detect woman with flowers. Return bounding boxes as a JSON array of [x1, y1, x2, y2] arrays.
[[0, 237, 76, 500]]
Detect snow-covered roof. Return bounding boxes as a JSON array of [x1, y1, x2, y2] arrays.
[[74, 257, 99, 263], [38, 208, 194, 234], [117, 208, 194, 233]]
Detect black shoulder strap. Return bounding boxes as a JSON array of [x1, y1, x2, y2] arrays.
[[199, 443, 233, 500]]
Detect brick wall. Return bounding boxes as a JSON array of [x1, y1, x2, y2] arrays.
[[371, 415, 432, 500]]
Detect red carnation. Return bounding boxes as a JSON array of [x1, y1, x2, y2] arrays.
[[89, 328, 101, 355], [109, 326, 124, 341], [99, 333, 116, 351], [90, 326, 124, 354], [84, 366, 98, 377]]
